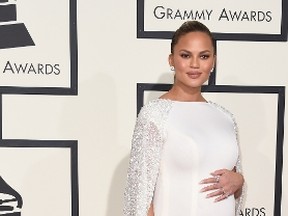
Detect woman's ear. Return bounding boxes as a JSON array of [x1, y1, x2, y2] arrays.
[[168, 53, 174, 67], [212, 55, 217, 71]]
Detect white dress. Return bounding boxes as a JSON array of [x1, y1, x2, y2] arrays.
[[123, 99, 243, 216], [153, 101, 238, 216]]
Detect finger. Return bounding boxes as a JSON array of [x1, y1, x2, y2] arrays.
[[199, 176, 219, 184], [206, 188, 225, 198], [200, 183, 219, 192], [214, 191, 231, 202]]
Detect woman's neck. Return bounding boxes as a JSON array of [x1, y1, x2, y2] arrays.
[[162, 85, 206, 102]]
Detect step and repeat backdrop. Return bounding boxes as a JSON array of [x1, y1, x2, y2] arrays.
[[0, 0, 77, 216], [0, 0, 287, 216]]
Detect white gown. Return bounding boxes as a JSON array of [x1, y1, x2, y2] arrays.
[[153, 101, 238, 216]]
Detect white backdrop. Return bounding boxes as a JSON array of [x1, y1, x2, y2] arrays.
[[0, 0, 287, 216]]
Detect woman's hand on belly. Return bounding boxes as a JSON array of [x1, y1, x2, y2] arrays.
[[199, 168, 244, 202]]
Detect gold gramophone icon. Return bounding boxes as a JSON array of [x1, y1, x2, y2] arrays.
[[0, 0, 35, 49], [0, 176, 23, 216]]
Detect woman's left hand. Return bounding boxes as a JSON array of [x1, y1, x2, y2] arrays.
[[199, 168, 244, 202]]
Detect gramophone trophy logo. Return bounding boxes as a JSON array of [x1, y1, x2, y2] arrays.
[[0, 0, 34, 49], [0, 176, 23, 216]]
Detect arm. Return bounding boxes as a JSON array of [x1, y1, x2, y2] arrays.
[[232, 167, 243, 199], [123, 106, 166, 216], [123, 100, 172, 216], [147, 204, 154, 216]]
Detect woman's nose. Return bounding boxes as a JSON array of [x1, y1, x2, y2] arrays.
[[190, 57, 199, 68]]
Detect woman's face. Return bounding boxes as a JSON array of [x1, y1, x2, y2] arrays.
[[169, 31, 215, 90]]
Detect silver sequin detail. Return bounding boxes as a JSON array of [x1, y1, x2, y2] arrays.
[[124, 99, 173, 216]]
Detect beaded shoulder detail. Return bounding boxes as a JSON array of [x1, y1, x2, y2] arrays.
[[123, 99, 174, 216]]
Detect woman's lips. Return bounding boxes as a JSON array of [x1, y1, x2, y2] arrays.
[[186, 71, 201, 79]]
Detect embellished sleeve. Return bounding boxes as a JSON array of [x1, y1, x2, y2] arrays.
[[232, 116, 246, 216], [123, 100, 172, 216]]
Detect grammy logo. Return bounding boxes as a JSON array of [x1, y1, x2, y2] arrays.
[[0, 0, 35, 49], [0, 176, 23, 216]]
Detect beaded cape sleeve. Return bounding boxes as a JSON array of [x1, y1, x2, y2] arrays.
[[123, 99, 173, 216]]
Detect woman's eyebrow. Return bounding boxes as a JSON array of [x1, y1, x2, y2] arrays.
[[178, 49, 212, 54]]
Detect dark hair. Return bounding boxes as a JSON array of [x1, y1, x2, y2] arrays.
[[171, 21, 215, 54]]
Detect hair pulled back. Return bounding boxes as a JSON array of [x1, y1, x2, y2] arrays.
[[171, 21, 215, 54]]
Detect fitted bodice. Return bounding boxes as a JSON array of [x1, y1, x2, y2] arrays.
[[153, 101, 238, 216]]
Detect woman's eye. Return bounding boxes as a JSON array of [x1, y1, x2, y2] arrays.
[[200, 55, 210, 59], [180, 53, 190, 58]]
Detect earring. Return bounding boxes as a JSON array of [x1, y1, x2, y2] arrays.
[[210, 67, 214, 73], [170, 66, 175, 71]]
